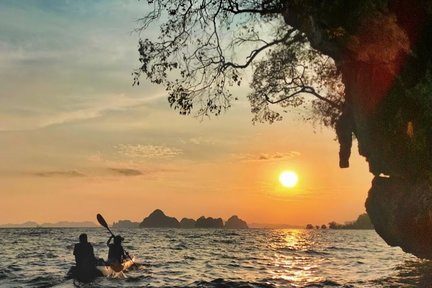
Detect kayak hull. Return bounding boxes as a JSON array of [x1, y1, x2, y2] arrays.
[[96, 259, 135, 278], [66, 266, 103, 283]]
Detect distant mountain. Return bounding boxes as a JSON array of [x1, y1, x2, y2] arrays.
[[139, 209, 180, 228], [112, 220, 139, 228], [0, 221, 97, 228], [225, 215, 248, 229], [0, 221, 39, 228]]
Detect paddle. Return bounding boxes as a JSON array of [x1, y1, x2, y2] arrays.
[[96, 214, 115, 237], [96, 213, 136, 265]]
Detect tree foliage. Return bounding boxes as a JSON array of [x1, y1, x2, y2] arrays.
[[134, 0, 344, 126]]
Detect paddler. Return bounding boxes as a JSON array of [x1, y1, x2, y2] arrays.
[[106, 235, 126, 265], [73, 233, 100, 281]]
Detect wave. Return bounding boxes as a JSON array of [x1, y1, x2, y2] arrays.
[[182, 278, 276, 288]]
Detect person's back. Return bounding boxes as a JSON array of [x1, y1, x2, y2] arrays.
[[74, 242, 95, 268], [73, 233, 98, 281], [107, 235, 125, 264]]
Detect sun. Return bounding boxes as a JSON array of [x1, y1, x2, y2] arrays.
[[279, 171, 298, 188]]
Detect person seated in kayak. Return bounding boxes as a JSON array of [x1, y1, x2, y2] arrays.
[[73, 233, 97, 274], [106, 235, 126, 264]]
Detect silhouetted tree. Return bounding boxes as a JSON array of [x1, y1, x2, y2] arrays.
[[328, 221, 341, 230], [134, 0, 345, 126], [328, 214, 373, 230], [134, 0, 432, 259], [306, 224, 314, 229]]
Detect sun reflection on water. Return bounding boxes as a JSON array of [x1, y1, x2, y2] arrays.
[[265, 229, 327, 286]]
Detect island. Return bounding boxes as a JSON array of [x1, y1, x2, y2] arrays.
[[139, 209, 181, 228], [305, 213, 374, 230], [180, 218, 196, 228], [112, 220, 140, 228], [129, 209, 249, 229], [195, 216, 224, 228], [328, 213, 374, 230], [0, 221, 98, 228], [224, 215, 249, 229]]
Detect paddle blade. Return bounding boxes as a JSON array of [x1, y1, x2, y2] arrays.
[[96, 213, 109, 228]]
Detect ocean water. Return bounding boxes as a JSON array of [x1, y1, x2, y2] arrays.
[[0, 228, 431, 287]]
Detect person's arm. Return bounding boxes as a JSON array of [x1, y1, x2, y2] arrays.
[[121, 246, 126, 260]]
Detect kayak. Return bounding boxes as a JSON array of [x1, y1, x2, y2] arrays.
[[96, 259, 135, 279], [67, 259, 135, 282]]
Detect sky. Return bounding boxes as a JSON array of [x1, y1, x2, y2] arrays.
[[0, 0, 372, 226]]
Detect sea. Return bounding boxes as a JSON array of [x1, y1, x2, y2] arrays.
[[0, 228, 431, 288]]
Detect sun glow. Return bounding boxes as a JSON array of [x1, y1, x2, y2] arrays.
[[279, 171, 298, 188]]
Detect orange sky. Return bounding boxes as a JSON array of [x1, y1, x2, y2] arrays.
[[0, 1, 372, 226]]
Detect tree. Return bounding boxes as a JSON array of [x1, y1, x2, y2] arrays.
[[328, 221, 340, 230], [134, 0, 344, 126], [134, 0, 432, 259]]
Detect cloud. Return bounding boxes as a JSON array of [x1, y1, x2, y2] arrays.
[[232, 151, 301, 162], [0, 0, 166, 132], [109, 168, 142, 176], [32, 170, 85, 177], [39, 95, 149, 127], [115, 144, 183, 160], [179, 137, 216, 145]]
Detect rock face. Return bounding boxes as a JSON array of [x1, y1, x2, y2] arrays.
[[195, 216, 223, 228], [282, 1, 432, 259], [366, 177, 432, 258], [224, 215, 248, 229], [139, 209, 180, 228], [180, 218, 196, 228]]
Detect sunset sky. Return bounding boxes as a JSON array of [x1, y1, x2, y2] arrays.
[[0, 0, 372, 226]]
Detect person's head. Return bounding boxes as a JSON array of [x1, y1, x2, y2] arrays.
[[114, 235, 124, 245], [79, 233, 88, 244]]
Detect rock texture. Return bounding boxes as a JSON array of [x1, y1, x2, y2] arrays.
[[366, 177, 432, 258], [139, 209, 180, 228], [225, 215, 248, 229]]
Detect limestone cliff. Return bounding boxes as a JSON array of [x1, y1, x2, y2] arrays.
[[180, 218, 196, 228], [139, 209, 180, 228], [195, 216, 224, 228], [225, 216, 248, 229], [283, 0, 432, 258]]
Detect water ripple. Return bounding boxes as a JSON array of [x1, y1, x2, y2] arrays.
[[0, 228, 429, 287]]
